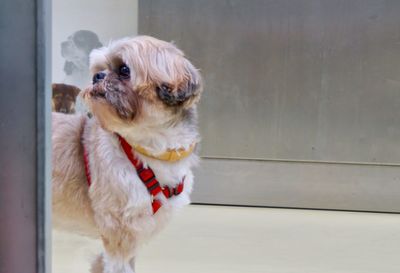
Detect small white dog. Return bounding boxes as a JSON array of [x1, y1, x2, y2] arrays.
[[52, 36, 202, 273]]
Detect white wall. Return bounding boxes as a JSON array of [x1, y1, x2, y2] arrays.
[[52, 0, 138, 87]]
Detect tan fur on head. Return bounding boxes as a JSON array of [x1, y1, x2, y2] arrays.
[[81, 36, 202, 132]]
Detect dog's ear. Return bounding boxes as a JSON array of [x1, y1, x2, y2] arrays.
[[157, 60, 202, 108], [180, 59, 202, 108], [52, 83, 60, 97], [72, 86, 81, 97]]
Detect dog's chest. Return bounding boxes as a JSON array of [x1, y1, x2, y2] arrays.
[[89, 141, 190, 213]]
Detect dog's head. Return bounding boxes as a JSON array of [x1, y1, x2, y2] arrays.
[[52, 83, 81, 114], [82, 36, 202, 132]]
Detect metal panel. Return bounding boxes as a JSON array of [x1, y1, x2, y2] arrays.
[[37, 0, 52, 271], [139, 0, 400, 165], [0, 0, 51, 272], [139, 0, 400, 211], [192, 159, 400, 213]]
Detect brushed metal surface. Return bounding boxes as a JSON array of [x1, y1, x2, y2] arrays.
[[37, 0, 52, 271], [192, 158, 400, 212], [0, 0, 51, 271], [139, 0, 400, 164]]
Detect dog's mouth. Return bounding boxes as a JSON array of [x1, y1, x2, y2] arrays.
[[83, 81, 140, 121], [94, 92, 106, 99], [90, 86, 107, 99]]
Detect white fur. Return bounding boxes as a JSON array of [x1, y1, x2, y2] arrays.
[[87, 117, 197, 272]]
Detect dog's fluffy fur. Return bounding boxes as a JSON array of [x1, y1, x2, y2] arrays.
[[52, 36, 202, 273]]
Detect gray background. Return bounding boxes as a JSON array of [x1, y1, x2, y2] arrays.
[[140, 0, 400, 164], [140, 0, 400, 212]]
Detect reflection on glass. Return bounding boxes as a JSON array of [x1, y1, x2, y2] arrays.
[[61, 30, 102, 88]]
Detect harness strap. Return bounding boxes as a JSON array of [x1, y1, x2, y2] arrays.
[[83, 146, 92, 186], [117, 135, 185, 213], [82, 135, 185, 214]]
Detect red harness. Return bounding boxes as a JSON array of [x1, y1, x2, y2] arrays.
[[83, 135, 185, 214]]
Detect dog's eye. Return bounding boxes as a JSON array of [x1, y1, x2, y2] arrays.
[[118, 64, 130, 79], [161, 83, 172, 92]]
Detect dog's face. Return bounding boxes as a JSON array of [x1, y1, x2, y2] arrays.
[[82, 36, 202, 132], [52, 83, 81, 113]]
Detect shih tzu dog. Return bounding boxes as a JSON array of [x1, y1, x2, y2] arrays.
[[52, 36, 202, 273], [52, 83, 81, 113]]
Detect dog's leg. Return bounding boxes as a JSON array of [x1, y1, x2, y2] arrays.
[[90, 245, 137, 273], [128, 257, 136, 272], [90, 254, 104, 273], [93, 231, 137, 273]]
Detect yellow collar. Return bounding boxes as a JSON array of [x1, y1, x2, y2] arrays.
[[133, 143, 196, 162]]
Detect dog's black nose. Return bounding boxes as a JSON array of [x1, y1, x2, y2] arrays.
[[93, 72, 106, 84]]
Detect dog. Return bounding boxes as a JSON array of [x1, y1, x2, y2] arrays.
[[61, 30, 103, 88], [52, 36, 202, 273], [52, 83, 81, 113]]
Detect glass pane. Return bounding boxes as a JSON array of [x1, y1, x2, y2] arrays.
[[52, 0, 138, 113]]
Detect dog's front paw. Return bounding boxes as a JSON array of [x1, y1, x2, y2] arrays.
[[92, 252, 136, 273]]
